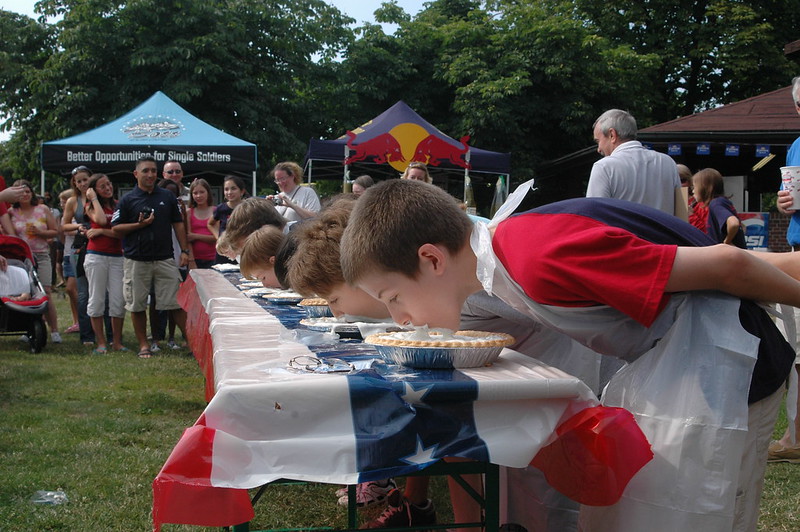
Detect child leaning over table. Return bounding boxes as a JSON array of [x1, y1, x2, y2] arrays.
[[238, 225, 286, 289], [288, 196, 601, 531], [289, 197, 503, 530], [339, 179, 799, 532], [285, 198, 425, 526]]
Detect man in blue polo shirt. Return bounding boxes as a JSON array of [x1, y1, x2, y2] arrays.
[[112, 156, 190, 358]]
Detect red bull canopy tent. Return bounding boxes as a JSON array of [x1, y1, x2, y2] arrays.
[[303, 101, 511, 201], [40, 91, 258, 195]]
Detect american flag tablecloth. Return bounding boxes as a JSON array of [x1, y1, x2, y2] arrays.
[[153, 270, 651, 531]]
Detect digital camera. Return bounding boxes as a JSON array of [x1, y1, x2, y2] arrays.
[[140, 206, 154, 218], [271, 196, 283, 206]]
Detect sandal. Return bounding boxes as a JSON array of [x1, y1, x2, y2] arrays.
[[91, 346, 108, 355], [113, 345, 130, 352], [137, 348, 153, 359]]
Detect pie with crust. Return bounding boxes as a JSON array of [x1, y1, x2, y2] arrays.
[[365, 329, 514, 349], [299, 298, 329, 307]]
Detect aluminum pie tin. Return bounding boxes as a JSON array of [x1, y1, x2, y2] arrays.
[[301, 305, 334, 318], [264, 295, 303, 305], [300, 317, 361, 338], [365, 330, 514, 369], [369, 343, 506, 369]]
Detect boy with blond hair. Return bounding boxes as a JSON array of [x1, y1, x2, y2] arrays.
[[238, 226, 286, 288], [340, 179, 800, 532], [215, 197, 287, 261]]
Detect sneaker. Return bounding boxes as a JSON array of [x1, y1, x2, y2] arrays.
[[150, 342, 161, 353], [167, 340, 180, 350], [19, 334, 29, 342], [51, 332, 62, 344], [337, 479, 397, 508], [359, 489, 436, 529], [767, 440, 800, 463], [65, 323, 80, 334]]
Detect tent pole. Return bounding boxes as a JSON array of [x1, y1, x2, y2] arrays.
[[41, 169, 45, 198], [343, 143, 351, 193], [252, 170, 257, 198]]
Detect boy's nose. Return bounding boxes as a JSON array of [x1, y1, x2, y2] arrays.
[[390, 309, 412, 327]]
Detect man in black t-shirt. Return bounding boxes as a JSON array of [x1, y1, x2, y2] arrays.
[[112, 156, 190, 358]]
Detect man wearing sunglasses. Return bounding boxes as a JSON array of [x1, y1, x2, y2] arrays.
[[162, 160, 189, 202]]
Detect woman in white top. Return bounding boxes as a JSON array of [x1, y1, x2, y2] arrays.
[[266, 161, 320, 222]]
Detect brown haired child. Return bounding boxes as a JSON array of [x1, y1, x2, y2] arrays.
[[340, 178, 800, 532]]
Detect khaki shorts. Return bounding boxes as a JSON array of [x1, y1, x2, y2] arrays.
[[33, 250, 53, 287], [123, 258, 181, 313]]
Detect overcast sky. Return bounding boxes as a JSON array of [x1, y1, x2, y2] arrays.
[[0, 0, 428, 24]]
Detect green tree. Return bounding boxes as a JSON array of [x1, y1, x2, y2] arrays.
[[0, 9, 55, 181], [574, 0, 800, 121], [1, 0, 354, 182]]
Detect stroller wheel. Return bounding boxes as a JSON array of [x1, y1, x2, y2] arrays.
[[30, 318, 47, 354]]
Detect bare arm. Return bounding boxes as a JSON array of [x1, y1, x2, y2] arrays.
[[0, 213, 13, 235], [0, 186, 26, 205], [61, 197, 81, 232], [112, 212, 153, 237], [173, 221, 190, 267], [666, 244, 800, 306], [84, 189, 109, 226], [207, 217, 220, 238], [723, 216, 740, 246], [279, 194, 317, 220]]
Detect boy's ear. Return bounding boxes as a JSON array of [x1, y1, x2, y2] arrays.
[[417, 243, 447, 275], [269, 256, 276, 265]]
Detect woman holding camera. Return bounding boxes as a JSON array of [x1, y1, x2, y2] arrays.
[[84, 174, 126, 354], [267, 161, 320, 222]]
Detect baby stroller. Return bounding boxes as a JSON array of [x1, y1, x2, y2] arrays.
[[0, 235, 49, 353]]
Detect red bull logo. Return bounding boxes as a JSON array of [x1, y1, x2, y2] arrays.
[[345, 123, 471, 172], [345, 131, 403, 165], [412, 134, 471, 169]]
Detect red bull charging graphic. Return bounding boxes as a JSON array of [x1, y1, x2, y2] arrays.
[[345, 122, 471, 172]]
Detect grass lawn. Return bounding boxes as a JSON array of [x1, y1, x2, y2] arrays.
[[0, 286, 798, 531]]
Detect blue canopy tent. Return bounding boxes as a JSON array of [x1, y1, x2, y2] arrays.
[[303, 101, 511, 206], [40, 91, 258, 196]]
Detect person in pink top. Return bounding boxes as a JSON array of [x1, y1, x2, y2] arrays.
[[8, 179, 61, 343], [84, 174, 126, 354], [186, 179, 217, 269]]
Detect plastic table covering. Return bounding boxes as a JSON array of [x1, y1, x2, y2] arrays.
[[152, 269, 652, 532]]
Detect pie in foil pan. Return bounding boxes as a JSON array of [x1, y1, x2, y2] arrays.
[[299, 299, 334, 318], [364, 329, 515, 369]]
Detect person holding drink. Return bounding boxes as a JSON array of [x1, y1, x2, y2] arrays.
[[772, 75, 800, 462], [8, 179, 61, 343]]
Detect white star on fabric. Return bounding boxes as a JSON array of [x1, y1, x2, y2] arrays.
[[401, 382, 433, 405], [401, 436, 439, 466]]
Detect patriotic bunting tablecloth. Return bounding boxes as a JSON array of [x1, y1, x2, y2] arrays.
[[153, 269, 651, 531]]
